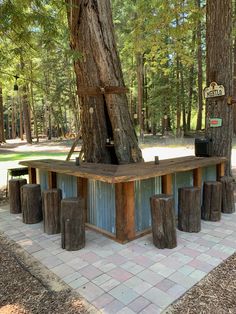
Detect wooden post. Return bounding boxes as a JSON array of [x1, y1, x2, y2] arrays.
[[42, 189, 62, 234], [202, 181, 222, 221], [21, 184, 42, 224], [162, 174, 172, 194], [220, 176, 235, 213], [61, 197, 85, 251], [178, 187, 201, 232], [115, 182, 135, 243], [217, 162, 225, 180], [28, 167, 36, 184], [77, 177, 88, 222], [150, 194, 177, 249], [48, 171, 57, 189], [9, 179, 27, 214], [193, 168, 202, 188]]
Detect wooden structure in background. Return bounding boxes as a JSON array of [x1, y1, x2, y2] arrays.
[[20, 156, 226, 243]]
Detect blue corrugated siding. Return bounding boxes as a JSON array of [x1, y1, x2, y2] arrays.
[[88, 180, 115, 234], [135, 177, 162, 232], [173, 171, 193, 213], [202, 165, 216, 183], [57, 174, 77, 198], [38, 170, 48, 191]]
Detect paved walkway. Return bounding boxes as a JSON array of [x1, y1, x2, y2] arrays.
[[1, 204, 236, 314]]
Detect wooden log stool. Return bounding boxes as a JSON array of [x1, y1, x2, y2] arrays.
[[9, 179, 27, 214], [21, 184, 42, 224], [178, 187, 201, 233], [42, 189, 62, 234], [219, 176, 235, 214], [202, 181, 222, 221], [61, 197, 85, 251], [150, 194, 177, 249]]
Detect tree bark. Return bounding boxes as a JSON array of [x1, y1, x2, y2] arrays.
[[196, 0, 204, 131], [22, 85, 32, 144], [0, 85, 5, 143], [233, 0, 236, 135], [65, 0, 142, 164], [187, 33, 196, 131], [205, 0, 233, 175]]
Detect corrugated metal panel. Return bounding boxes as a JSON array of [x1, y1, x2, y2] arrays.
[[38, 170, 48, 191], [57, 174, 77, 198], [173, 171, 193, 213], [135, 177, 161, 232], [88, 179, 115, 234], [202, 165, 216, 182]]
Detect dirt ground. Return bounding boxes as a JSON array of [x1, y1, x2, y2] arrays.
[[1, 138, 236, 313]]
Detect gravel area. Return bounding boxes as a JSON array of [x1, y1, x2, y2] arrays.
[[0, 233, 92, 314]]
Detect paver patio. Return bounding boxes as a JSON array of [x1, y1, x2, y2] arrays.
[[1, 204, 236, 313]]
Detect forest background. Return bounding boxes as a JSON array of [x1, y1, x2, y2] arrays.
[[0, 0, 230, 143]]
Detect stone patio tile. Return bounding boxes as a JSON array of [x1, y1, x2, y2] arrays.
[[107, 268, 133, 282], [119, 248, 139, 259], [177, 247, 201, 258], [66, 258, 88, 271], [76, 282, 104, 302], [106, 254, 128, 265], [168, 271, 198, 289], [116, 307, 136, 314], [41, 255, 63, 269], [207, 256, 222, 266], [93, 260, 116, 272], [213, 244, 235, 255], [79, 265, 102, 280], [178, 265, 195, 276], [144, 287, 175, 308], [32, 250, 52, 261], [149, 262, 176, 277], [133, 281, 153, 295], [102, 299, 125, 314], [92, 274, 112, 286], [128, 296, 151, 313], [134, 255, 155, 267], [91, 293, 114, 310], [137, 269, 165, 285], [188, 259, 214, 272], [100, 278, 121, 292], [80, 252, 101, 263], [63, 272, 81, 284], [95, 249, 114, 258], [120, 261, 144, 275], [24, 243, 43, 254], [109, 284, 139, 305], [166, 283, 187, 298], [189, 269, 207, 281], [51, 264, 75, 278], [56, 251, 75, 262], [202, 234, 222, 243], [139, 303, 163, 314], [123, 276, 145, 289], [69, 276, 89, 289], [142, 251, 166, 262], [206, 248, 230, 260], [155, 278, 176, 292], [220, 239, 236, 249]]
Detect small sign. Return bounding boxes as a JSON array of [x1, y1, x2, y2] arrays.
[[209, 118, 222, 127], [204, 82, 225, 99]]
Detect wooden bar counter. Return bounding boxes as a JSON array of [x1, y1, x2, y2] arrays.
[[20, 156, 226, 243]]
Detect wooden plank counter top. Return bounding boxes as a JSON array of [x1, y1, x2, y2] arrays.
[[19, 156, 226, 183]]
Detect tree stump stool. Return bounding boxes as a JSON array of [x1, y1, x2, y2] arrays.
[[21, 184, 42, 224], [42, 189, 62, 234], [9, 179, 27, 214], [178, 187, 201, 233], [202, 181, 222, 221], [61, 197, 85, 251], [150, 194, 177, 249], [219, 176, 235, 214]]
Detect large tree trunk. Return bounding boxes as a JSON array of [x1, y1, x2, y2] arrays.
[[205, 0, 233, 175], [65, 0, 142, 164], [22, 85, 32, 144], [136, 53, 144, 140], [187, 32, 196, 131], [196, 0, 204, 131], [0, 85, 5, 143], [233, 0, 236, 135]]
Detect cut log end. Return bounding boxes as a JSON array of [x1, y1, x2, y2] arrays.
[[21, 184, 42, 224], [202, 181, 222, 221]]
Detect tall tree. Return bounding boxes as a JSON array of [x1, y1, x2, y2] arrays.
[[65, 0, 142, 164], [205, 0, 233, 175], [0, 85, 5, 143]]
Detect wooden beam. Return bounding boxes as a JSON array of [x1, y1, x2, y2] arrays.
[[162, 174, 172, 194], [217, 162, 225, 180], [77, 177, 88, 223], [48, 171, 57, 189], [115, 182, 135, 243], [28, 167, 36, 184], [193, 168, 202, 188]]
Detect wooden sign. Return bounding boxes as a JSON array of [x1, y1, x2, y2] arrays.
[[204, 82, 225, 99], [209, 118, 222, 127]]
